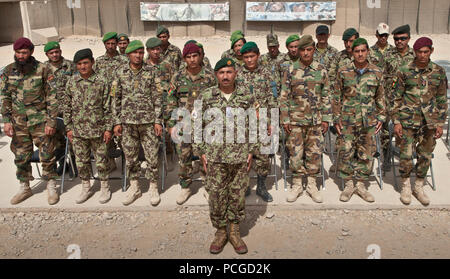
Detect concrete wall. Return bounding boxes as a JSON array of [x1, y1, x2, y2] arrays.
[[0, 1, 24, 43]]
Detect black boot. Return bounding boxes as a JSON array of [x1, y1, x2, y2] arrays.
[[256, 175, 273, 202]]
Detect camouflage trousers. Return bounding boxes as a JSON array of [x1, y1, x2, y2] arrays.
[[287, 125, 323, 178], [122, 124, 159, 182], [338, 124, 376, 181], [252, 154, 270, 176], [176, 142, 194, 188], [72, 136, 108, 181], [398, 127, 436, 179], [11, 122, 57, 182], [206, 162, 249, 229], [380, 116, 391, 151]]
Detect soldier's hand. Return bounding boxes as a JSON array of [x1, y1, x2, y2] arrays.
[[201, 154, 208, 174], [4, 123, 14, 137], [334, 121, 343, 135], [154, 124, 163, 137], [268, 125, 273, 136], [247, 154, 253, 172], [104, 131, 112, 144], [435, 126, 443, 139], [375, 121, 383, 134], [45, 125, 56, 136], [283, 124, 291, 135], [67, 130, 73, 143], [113, 125, 122, 137], [394, 123, 403, 138], [321, 122, 329, 134]]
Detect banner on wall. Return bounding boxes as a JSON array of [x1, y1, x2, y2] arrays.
[[246, 2, 336, 21], [140, 2, 230, 21]]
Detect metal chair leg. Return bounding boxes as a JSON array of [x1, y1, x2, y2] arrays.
[[61, 137, 69, 194]]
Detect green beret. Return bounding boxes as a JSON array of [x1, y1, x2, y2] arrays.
[[102, 32, 117, 42], [196, 42, 203, 49], [146, 37, 162, 49], [352, 37, 368, 49], [240, 41, 259, 54], [184, 40, 197, 46], [214, 58, 235, 71], [230, 32, 245, 49], [156, 26, 169, 36], [286, 34, 300, 46], [73, 48, 93, 63], [298, 35, 315, 49], [392, 24, 410, 36], [44, 41, 60, 53], [118, 33, 129, 41], [342, 28, 359, 41], [125, 40, 144, 54]]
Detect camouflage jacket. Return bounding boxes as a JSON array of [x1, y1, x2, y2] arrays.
[[193, 85, 258, 164], [94, 51, 127, 83], [179, 56, 213, 73], [166, 67, 217, 128], [392, 60, 448, 129], [369, 43, 395, 69], [280, 60, 332, 126], [160, 43, 182, 72], [333, 62, 386, 127], [64, 72, 112, 138], [221, 49, 245, 70], [1, 59, 58, 128], [146, 60, 173, 121], [112, 63, 162, 126], [259, 52, 287, 97], [44, 58, 75, 115], [383, 46, 415, 101], [328, 50, 353, 87], [313, 44, 339, 69]]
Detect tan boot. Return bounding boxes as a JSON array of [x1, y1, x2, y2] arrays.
[[47, 179, 59, 205], [122, 180, 142, 206], [10, 181, 33, 205], [149, 181, 161, 206], [176, 187, 192, 205], [413, 178, 430, 206], [76, 180, 94, 204], [209, 227, 228, 254], [355, 181, 375, 203], [306, 176, 323, 203], [98, 180, 111, 204], [400, 178, 412, 205], [340, 179, 355, 202], [229, 222, 248, 254], [286, 177, 303, 203], [203, 188, 209, 202]]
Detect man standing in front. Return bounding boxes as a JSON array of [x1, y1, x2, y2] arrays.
[[370, 23, 395, 69], [259, 33, 286, 97]]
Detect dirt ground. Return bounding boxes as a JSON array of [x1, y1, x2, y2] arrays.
[[1, 207, 449, 259]]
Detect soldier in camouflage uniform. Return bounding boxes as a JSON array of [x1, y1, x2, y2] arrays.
[[221, 30, 246, 70], [1, 38, 59, 205], [157, 26, 183, 72], [180, 40, 213, 72], [117, 33, 130, 56], [259, 34, 286, 98], [236, 41, 276, 202], [281, 35, 332, 204], [313, 25, 339, 70], [392, 37, 448, 206], [369, 23, 395, 70], [64, 48, 113, 204], [194, 57, 255, 255], [112, 40, 163, 207], [333, 38, 386, 203], [167, 43, 217, 205]]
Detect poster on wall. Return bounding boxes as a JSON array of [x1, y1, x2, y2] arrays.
[[140, 2, 230, 21], [246, 2, 336, 21]]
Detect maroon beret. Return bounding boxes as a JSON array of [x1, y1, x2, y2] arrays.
[[182, 43, 201, 57], [413, 37, 433, 51], [13, 37, 34, 51]]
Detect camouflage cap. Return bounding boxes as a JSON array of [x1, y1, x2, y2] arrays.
[[102, 32, 117, 42], [125, 40, 144, 54], [156, 26, 169, 36], [298, 35, 315, 49], [145, 37, 162, 49], [286, 34, 300, 46], [214, 57, 235, 71], [44, 41, 60, 53], [342, 28, 359, 41], [73, 48, 93, 63], [118, 33, 129, 41], [392, 24, 410, 36], [266, 34, 279, 47]]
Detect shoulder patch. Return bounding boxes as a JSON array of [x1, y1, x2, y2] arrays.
[[47, 74, 55, 82]]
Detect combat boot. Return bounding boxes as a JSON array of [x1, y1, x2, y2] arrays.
[[399, 178, 412, 205], [209, 227, 228, 254], [176, 187, 192, 205], [10, 181, 33, 205], [286, 177, 303, 202], [256, 175, 273, 202], [122, 180, 142, 206], [413, 178, 430, 206], [149, 181, 161, 206], [306, 176, 323, 203], [47, 179, 59, 205], [339, 179, 355, 202], [76, 180, 95, 204], [98, 180, 111, 204], [229, 222, 248, 254], [355, 181, 375, 203]]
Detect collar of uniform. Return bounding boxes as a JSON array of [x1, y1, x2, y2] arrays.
[[125, 62, 144, 74], [104, 50, 120, 59], [182, 66, 206, 80], [76, 71, 97, 82], [242, 64, 262, 73], [297, 60, 318, 70], [410, 60, 433, 73]]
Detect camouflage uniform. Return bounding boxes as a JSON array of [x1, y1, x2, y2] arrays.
[[94, 51, 128, 83], [1, 59, 58, 182], [369, 44, 395, 70], [112, 63, 162, 182], [392, 60, 448, 179], [166, 67, 217, 188], [44, 58, 75, 115], [146, 60, 174, 120], [221, 49, 245, 70], [328, 50, 353, 87], [64, 71, 112, 181], [259, 52, 287, 98], [313, 44, 339, 69], [193, 85, 257, 229], [160, 44, 182, 72], [280, 60, 332, 178], [333, 63, 386, 181]]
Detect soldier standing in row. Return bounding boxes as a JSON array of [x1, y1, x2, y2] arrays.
[[281, 35, 332, 204], [369, 23, 395, 69], [157, 26, 183, 72], [333, 38, 386, 203], [313, 25, 339, 70], [112, 40, 163, 206], [221, 30, 246, 69], [180, 40, 213, 72], [392, 37, 448, 206], [1, 38, 59, 205], [117, 33, 130, 56], [259, 34, 286, 98]]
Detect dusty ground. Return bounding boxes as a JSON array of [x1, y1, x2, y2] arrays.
[[1, 207, 449, 259]]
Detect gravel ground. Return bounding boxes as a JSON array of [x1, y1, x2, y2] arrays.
[[0, 207, 449, 259]]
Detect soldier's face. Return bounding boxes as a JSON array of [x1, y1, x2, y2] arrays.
[[243, 51, 260, 70], [233, 39, 245, 56], [415, 46, 433, 65], [216, 67, 236, 87], [158, 33, 170, 45], [14, 49, 33, 63], [147, 46, 161, 60], [344, 35, 357, 53], [352, 44, 369, 64], [393, 33, 410, 51], [46, 48, 62, 63], [184, 52, 201, 69], [316, 34, 329, 45], [299, 45, 315, 64], [104, 39, 118, 54], [268, 45, 279, 57], [376, 33, 389, 46], [128, 48, 145, 65], [118, 40, 129, 54], [76, 58, 94, 77], [287, 40, 300, 58]]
